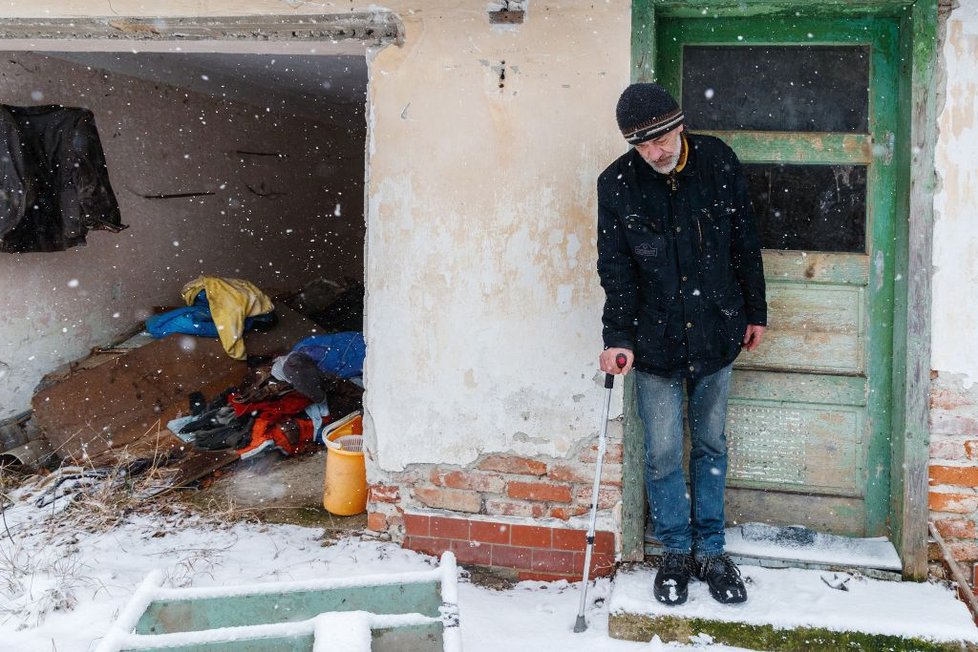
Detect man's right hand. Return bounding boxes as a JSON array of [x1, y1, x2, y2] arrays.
[[600, 348, 634, 375]]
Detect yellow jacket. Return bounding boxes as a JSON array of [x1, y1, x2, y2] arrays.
[[181, 276, 274, 360]]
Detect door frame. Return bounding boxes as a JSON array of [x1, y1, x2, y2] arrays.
[[622, 0, 939, 580]]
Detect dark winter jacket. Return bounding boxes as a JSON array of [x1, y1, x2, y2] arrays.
[[1, 104, 125, 253], [596, 132, 766, 378]]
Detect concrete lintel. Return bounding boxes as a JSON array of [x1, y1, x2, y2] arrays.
[[0, 13, 403, 46]]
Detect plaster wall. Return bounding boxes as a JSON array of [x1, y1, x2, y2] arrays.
[[0, 51, 365, 420], [933, 0, 978, 382], [364, 3, 630, 471]]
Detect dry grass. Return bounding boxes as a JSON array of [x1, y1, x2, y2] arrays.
[[0, 454, 218, 630]]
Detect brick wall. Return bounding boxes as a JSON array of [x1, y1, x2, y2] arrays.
[[929, 371, 978, 588], [366, 435, 623, 580]]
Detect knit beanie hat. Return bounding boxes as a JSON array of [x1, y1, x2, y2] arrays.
[[615, 83, 684, 145]]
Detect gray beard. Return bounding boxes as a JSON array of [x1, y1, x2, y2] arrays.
[[650, 151, 681, 175]]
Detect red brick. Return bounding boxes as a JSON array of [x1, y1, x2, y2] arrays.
[[478, 454, 547, 476], [531, 548, 579, 574], [470, 520, 511, 545], [451, 539, 493, 566], [553, 528, 586, 552], [507, 481, 573, 503], [430, 516, 471, 540], [930, 491, 978, 514], [549, 505, 589, 520], [511, 525, 552, 548], [404, 536, 451, 558], [485, 498, 546, 518], [966, 441, 978, 461], [574, 485, 620, 509], [549, 463, 623, 487], [579, 441, 624, 464], [414, 486, 482, 513], [930, 465, 978, 487], [594, 531, 615, 555], [492, 544, 532, 570], [430, 469, 506, 493], [404, 513, 430, 536], [368, 483, 400, 504], [552, 529, 615, 555], [548, 464, 591, 484], [973, 562, 978, 587], [366, 511, 388, 532], [935, 518, 978, 540], [950, 541, 978, 563], [581, 552, 616, 577], [931, 439, 967, 461]]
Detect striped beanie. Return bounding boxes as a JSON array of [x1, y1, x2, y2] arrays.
[[615, 83, 684, 145]]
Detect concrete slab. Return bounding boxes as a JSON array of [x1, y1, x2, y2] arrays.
[[608, 563, 978, 651]]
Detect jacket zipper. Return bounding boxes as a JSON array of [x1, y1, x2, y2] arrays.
[[695, 213, 704, 254]]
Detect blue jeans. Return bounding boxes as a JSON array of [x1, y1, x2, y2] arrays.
[[636, 364, 732, 558]]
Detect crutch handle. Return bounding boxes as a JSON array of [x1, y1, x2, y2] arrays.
[[604, 353, 628, 389]]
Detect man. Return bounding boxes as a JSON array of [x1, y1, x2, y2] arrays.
[[596, 83, 767, 606]]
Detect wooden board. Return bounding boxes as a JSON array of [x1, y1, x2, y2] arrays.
[[32, 304, 319, 463], [738, 282, 865, 375], [725, 487, 866, 537]]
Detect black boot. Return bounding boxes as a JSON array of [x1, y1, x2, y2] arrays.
[[653, 552, 693, 605], [697, 553, 747, 604]]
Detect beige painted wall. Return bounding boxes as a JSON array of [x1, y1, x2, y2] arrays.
[[364, 3, 630, 472], [934, 0, 978, 383], [0, 50, 365, 420]]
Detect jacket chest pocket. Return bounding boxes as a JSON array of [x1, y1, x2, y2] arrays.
[[693, 201, 734, 254], [623, 213, 668, 265]]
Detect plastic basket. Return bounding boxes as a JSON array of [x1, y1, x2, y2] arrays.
[[332, 434, 363, 453]]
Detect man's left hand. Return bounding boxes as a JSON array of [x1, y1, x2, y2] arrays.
[[743, 324, 766, 352]]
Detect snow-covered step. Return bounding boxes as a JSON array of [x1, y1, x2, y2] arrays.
[[94, 551, 462, 652], [646, 524, 903, 578], [608, 563, 978, 650]]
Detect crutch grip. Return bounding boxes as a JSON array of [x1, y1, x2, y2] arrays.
[[603, 353, 627, 388]]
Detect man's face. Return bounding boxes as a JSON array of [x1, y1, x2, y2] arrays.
[[635, 125, 684, 174]]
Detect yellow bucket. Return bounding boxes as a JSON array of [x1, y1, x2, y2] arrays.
[[323, 414, 366, 516]]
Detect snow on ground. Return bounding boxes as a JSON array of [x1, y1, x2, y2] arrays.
[[5, 472, 971, 652], [0, 499, 754, 652]]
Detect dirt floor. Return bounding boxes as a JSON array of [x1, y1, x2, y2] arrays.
[[180, 449, 368, 535]]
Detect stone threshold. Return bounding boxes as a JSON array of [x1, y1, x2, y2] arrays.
[[608, 563, 978, 651]]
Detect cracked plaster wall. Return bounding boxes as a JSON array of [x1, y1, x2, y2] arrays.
[[363, 3, 630, 472], [934, 0, 978, 384]]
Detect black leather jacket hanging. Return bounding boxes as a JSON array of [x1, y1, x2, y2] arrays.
[[1, 104, 126, 253]]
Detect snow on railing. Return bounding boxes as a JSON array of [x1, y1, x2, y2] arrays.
[[94, 551, 461, 652]]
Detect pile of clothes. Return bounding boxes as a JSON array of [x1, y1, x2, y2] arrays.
[[147, 276, 276, 360], [167, 331, 366, 460]]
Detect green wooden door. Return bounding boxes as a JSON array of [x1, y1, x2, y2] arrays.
[[656, 16, 900, 537]]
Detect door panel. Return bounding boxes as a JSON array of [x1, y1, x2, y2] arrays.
[[727, 401, 862, 494], [747, 283, 865, 374]]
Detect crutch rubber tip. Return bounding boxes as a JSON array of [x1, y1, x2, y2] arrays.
[[573, 615, 588, 633]]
